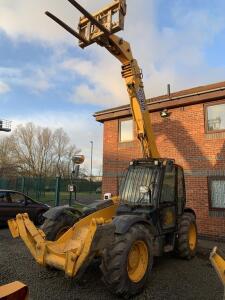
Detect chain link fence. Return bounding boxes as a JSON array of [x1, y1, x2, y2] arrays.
[[0, 176, 102, 207]]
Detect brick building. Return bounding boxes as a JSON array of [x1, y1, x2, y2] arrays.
[[95, 81, 225, 239]]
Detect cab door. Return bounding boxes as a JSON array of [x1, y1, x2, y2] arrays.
[[159, 165, 177, 233]]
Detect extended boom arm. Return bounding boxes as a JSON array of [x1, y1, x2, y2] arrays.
[[46, 0, 159, 158]]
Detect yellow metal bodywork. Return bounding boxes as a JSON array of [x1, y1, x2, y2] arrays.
[[0, 281, 28, 300], [8, 202, 118, 277], [188, 223, 197, 251], [210, 247, 225, 287]]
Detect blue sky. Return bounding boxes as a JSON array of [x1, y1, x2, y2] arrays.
[[1, 0, 225, 174]]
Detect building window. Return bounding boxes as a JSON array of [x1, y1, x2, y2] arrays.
[[209, 177, 225, 209], [205, 101, 225, 132], [119, 119, 133, 142]]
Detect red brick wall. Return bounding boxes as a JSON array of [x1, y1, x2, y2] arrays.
[[102, 102, 225, 238]]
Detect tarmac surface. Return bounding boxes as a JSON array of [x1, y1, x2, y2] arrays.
[[0, 228, 223, 300]]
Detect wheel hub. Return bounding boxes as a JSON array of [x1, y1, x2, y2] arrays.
[[127, 240, 148, 283], [188, 223, 197, 250]]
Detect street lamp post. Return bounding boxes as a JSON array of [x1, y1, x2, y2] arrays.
[[90, 141, 93, 181]]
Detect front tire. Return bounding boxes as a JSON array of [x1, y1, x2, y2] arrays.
[[41, 214, 79, 241], [177, 212, 197, 259], [36, 211, 45, 226], [101, 224, 153, 298]]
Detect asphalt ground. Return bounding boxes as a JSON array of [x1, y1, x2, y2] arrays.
[[0, 228, 223, 300]]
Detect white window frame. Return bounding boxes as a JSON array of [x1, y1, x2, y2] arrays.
[[119, 118, 134, 143], [208, 177, 225, 210]]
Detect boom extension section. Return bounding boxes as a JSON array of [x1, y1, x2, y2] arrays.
[[46, 0, 159, 158], [8, 203, 118, 278]]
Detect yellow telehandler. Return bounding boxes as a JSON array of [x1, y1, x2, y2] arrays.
[[8, 1, 198, 298]]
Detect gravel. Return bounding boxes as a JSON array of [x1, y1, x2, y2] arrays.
[[0, 228, 223, 300]]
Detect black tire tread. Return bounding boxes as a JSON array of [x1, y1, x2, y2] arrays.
[[101, 224, 153, 298], [41, 214, 79, 241], [177, 212, 197, 259]]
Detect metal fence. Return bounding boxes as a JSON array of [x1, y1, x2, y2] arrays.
[[0, 176, 102, 207]]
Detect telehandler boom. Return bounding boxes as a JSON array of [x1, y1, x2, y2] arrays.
[[8, 1, 198, 298], [46, 0, 159, 159]]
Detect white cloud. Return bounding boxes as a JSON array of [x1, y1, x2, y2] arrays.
[[1, 1, 225, 103], [18, 67, 53, 93], [62, 56, 126, 106], [0, 67, 21, 77], [1, 0, 225, 178], [0, 65, 54, 93], [7, 111, 103, 176], [59, 1, 225, 104], [0, 0, 109, 43], [0, 81, 10, 94]]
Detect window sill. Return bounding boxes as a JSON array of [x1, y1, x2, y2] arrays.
[[118, 141, 135, 148], [209, 210, 225, 218], [205, 131, 225, 140]]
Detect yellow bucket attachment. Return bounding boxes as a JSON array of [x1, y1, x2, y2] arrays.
[[8, 203, 118, 278], [0, 281, 28, 300]]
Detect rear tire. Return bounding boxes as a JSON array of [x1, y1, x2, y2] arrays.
[[41, 214, 79, 241], [177, 212, 197, 259], [101, 224, 153, 298], [36, 211, 46, 226]]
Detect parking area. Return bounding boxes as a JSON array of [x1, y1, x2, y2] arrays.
[[0, 228, 223, 300]]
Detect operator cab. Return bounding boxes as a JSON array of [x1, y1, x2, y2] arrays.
[[117, 158, 186, 229]]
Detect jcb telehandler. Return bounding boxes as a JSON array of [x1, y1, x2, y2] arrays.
[[8, 1, 197, 298]]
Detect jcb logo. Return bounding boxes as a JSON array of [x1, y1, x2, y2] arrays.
[[136, 88, 146, 111]]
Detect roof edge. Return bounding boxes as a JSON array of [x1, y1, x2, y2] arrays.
[[94, 81, 225, 123]]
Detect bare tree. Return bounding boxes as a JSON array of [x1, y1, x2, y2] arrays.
[[0, 123, 80, 178], [0, 136, 17, 176]]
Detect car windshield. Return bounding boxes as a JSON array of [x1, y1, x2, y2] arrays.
[[119, 166, 158, 206]]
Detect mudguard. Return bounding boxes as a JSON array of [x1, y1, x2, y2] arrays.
[[184, 207, 196, 218], [113, 215, 157, 235], [43, 206, 82, 221]]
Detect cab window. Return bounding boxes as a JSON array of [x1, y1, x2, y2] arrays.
[[177, 167, 185, 214], [160, 167, 176, 203]]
